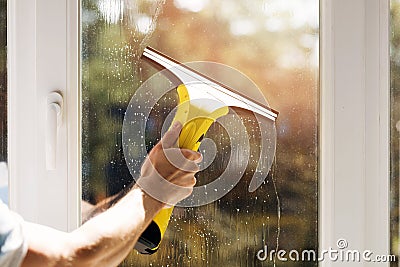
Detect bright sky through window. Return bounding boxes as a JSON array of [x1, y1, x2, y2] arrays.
[[173, 0, 209, 13]]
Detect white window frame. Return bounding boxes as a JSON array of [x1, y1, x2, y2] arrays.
[[7, 0, 80, 231], [6, 0, 391, 262], [320, 0, 389, 265]]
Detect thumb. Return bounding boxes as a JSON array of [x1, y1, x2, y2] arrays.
[[161, 121, 182, 149]]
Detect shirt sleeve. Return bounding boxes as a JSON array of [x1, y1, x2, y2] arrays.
[[0, 200, 27, 267]]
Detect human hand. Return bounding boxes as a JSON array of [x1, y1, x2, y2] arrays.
[[137, 122, 202, 207]]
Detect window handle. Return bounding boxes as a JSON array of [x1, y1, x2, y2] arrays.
[[46, 92, 63, 170]]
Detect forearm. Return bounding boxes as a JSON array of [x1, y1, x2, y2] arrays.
[[22, 185, 164, 267], [71, 185, 164, 266], [22, 122, 199, 266]]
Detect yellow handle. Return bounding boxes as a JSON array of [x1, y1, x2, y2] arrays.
[[135, 84, 229, 254]]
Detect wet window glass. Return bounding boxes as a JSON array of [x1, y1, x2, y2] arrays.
[[81, 0, 319, 266], [0, 0, 7, 205]]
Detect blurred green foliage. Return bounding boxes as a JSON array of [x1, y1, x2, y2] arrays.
[[0, 0, 6, 162], [391, 1, 400, 265], [82, 0, 318, 266]]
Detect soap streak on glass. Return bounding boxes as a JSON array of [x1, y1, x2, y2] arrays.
[[81, 0, 319, 266], [82, 0, 165, 203]]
